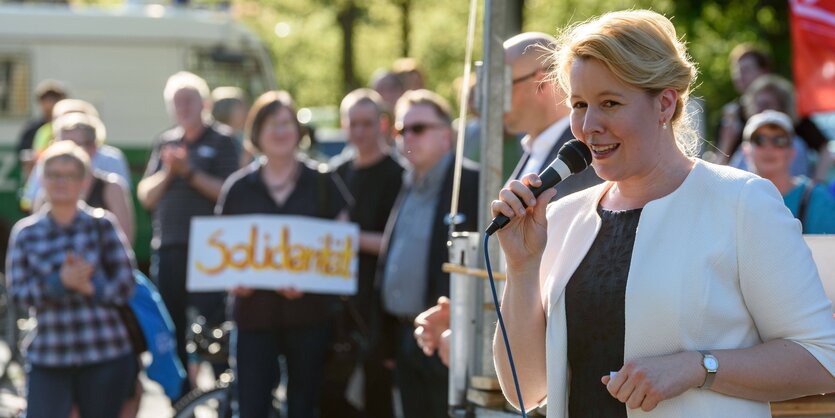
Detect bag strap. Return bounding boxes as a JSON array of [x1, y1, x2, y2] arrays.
[[94, 214, 112, 278], [797, 178, 815, 233]]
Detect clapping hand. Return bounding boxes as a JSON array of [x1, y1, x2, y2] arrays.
[[414, 296, 451, 362], [60, 251, 95, 296], [161, 142, 191, 177]]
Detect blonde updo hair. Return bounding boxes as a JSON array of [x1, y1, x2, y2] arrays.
[[552, 10, 699, 155]]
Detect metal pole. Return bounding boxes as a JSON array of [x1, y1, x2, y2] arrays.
[[448, 232, 481, 417], [476, 0, 509, 380]]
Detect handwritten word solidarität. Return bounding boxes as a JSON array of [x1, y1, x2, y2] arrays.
[[195, 225, 353, 277]]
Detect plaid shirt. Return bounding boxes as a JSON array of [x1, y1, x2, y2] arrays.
[[6, 204, 135, 366]]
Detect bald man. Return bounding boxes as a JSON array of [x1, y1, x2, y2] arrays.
[[504, 32, 601, 198]]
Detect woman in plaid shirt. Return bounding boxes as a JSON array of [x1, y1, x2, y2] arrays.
[[6, 141, 136, 418]]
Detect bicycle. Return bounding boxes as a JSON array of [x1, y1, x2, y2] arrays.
[[171, 370, 235, 418], [172, 317, 282, 418], [0, 273, 31, 418], [173, 314, 235, 418]]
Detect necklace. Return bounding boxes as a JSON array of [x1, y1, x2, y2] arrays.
[[263, 162, 299, 193]]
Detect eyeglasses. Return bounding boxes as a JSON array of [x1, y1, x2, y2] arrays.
[[397, 122, 446, 136], [512, 70, 539, 85], [44, 171, 83, 182], [264, 118, 297, 133], [751, 133, 792, 148]]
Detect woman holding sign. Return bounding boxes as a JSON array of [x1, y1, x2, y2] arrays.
[[216, 90, 349, 418]]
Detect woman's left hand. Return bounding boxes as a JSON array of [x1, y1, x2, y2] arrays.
[[601, 351, 705, 411]]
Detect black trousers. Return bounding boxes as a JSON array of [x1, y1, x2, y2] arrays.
[[394, 323, 449, 418]]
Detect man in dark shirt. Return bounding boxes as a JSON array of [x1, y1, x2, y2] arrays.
[[137, 71, 239, 392], [324, 89, 404, 417], [16, 80, 67, 180]]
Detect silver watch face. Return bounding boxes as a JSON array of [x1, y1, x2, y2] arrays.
[[704, 356, 719, 371]]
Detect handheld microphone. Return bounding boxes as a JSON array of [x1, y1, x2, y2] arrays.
[[485, 139, 592, 236]]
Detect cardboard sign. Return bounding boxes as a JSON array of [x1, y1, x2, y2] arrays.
[[187, 215, 358, 295]]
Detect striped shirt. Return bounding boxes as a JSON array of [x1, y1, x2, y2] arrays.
[[6, 204, 135, 366]]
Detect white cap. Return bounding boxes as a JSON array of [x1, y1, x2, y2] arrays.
[[743, 110, 794, 142]]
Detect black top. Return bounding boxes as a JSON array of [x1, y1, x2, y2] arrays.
[[16, 117, 46, 153], [566, 206, 642, 418], [216, 158, 349, 330], [85, 172, 109, 211], [144, 123, 240, 248], [334, 154, 404, 322]]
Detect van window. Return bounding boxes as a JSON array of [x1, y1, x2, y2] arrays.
[[187, 47, 270, 101], [0, 55, 30, 118]]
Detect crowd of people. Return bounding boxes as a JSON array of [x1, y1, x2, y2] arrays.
[[5, 7, 835, 418]]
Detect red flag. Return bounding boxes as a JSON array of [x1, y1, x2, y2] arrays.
[[791, 0, 835, 117]]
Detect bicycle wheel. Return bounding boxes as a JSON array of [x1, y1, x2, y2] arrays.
[[172, 385, 233, 418]]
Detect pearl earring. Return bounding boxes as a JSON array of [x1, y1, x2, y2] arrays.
[[662, 121, 668, 130]]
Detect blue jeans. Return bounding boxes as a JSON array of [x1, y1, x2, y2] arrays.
[[25, 353, 137, 418], [236, 324, 332, 418]]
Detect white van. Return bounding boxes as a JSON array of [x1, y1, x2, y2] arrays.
[[0, 3, 276, 265]]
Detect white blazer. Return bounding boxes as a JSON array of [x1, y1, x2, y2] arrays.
[[538, 159, 835, 417]]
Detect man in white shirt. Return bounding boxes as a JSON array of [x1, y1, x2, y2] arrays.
[[504, 32, 602, 198]]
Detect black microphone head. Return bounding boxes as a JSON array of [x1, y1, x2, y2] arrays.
[[557, 139, 592, 174]]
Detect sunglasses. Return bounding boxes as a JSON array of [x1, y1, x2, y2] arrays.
[[397, 122, 446, 136], [751, 133, 792, 148]]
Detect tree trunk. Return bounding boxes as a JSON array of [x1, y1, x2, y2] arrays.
[[400, 0, 411, 57], [338, 2, 358, 94]]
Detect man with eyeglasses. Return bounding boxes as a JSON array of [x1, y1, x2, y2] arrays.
[[377, 89, 479, 418], [743, 110, 835, 234], [504, 32, 601, 197]]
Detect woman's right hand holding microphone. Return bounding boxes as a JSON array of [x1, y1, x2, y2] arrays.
[[490, 173, 557, 272]]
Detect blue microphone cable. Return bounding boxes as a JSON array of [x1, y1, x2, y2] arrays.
[[484, 233, 527, 418]]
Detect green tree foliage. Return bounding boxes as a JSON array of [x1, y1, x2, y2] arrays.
[[215, 0, 790, 140], [235, 0, 483, 111], [524, 0, 790, 142]]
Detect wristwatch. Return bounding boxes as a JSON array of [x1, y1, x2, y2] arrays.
[[698, 350, 719, 389]]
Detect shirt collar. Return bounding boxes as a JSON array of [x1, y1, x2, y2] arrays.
[[404, 152, 452, 192], [521, 116, 570, 155]]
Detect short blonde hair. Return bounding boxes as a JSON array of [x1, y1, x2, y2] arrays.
[[51, 99, 106, 144], [53, 112, 107, 147], [340, 88, 384, 120], [552, 10, 699, 155], [394, 89, 452, 129], [41, 140, 91, 178], [742, 74, 796, 121]]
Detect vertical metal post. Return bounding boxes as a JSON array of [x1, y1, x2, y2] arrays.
[[448, 232, 480, 416], [475, 0, 510, 380]]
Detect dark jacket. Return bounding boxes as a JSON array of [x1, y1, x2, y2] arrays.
[[376, 155, 480, 313]]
